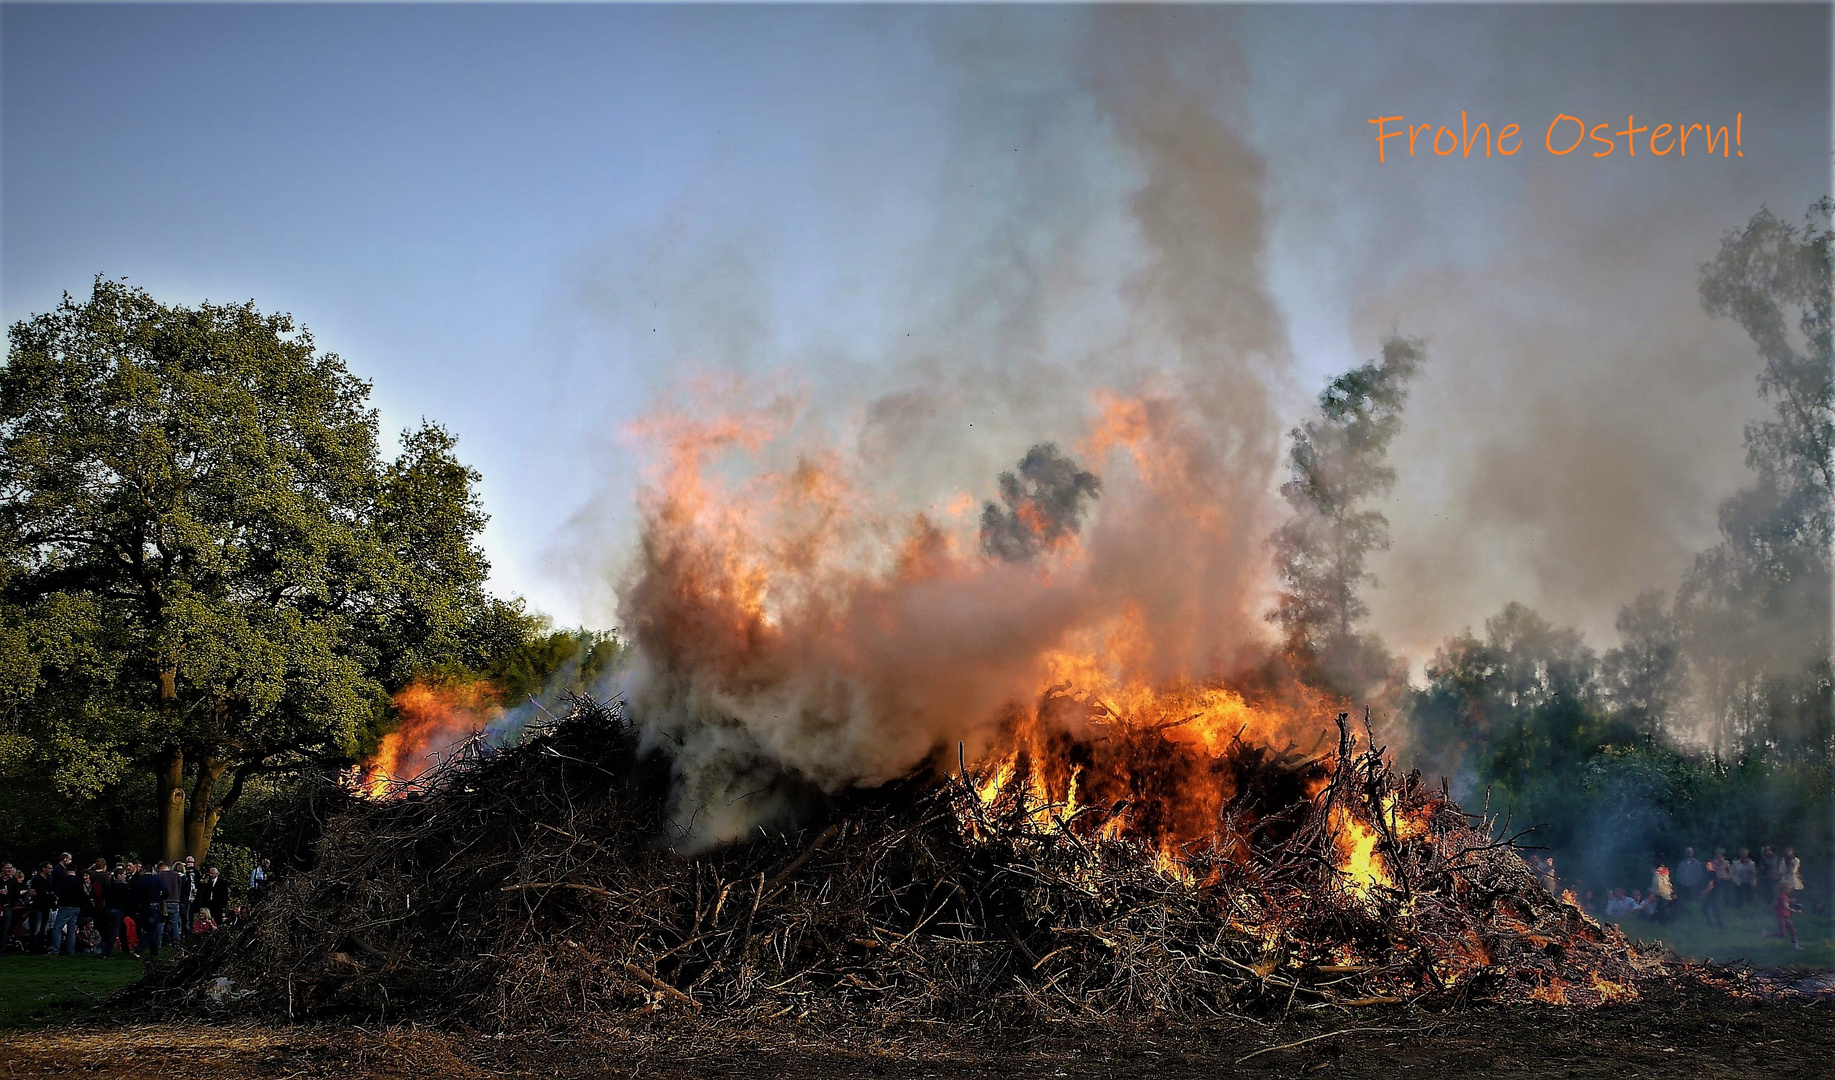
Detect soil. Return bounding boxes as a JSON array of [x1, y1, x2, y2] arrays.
[[2, 977, 1828, 1080]]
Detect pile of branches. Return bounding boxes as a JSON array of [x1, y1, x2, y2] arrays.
[[141, 698, 1657, 1028]]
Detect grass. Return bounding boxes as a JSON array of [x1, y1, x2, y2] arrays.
[[1603, 896, 1835, 968], [0, 951, 152, 1030]]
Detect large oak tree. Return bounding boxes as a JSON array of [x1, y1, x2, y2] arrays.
[[1, 278, 527, 860]]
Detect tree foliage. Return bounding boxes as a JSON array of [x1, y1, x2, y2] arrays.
[[0, 278, 528, 860], [1269, 335, 1423, 698], [1678, 200, 1833, 760]]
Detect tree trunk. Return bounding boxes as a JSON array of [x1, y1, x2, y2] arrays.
[[157, 743, 186, 862], [183, 755, 227, 863], [155, 664, 186, 862]]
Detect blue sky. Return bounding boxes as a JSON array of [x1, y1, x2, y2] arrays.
[[5, 3, 1828, 654]]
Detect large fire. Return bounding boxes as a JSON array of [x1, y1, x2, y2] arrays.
[[355, 680, 503, 799], [619, 377, 1421, 898]]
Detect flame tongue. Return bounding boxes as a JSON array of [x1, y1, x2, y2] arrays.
[[355, 679, 503, 799]]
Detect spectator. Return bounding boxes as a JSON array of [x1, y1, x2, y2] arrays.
[[49, 858, 87, 955], [1675, 847, 1704, 914], [175, 857, 198, 937], [1650, 863, 1675, 922], [155, 861, 184, 945], [84, 858, 110, 931], [1700, 855, 1725, 929], [197, 867, 229, 923], [77, 917, 101, 955], [130, 862, 171, 959], [249, 859, 272, 895], [101, 866, 131, 958], [1732, 849, 1757, 909], [1783, 847, 1804, 894], [0, 863, 24, 953], [191, 907, 217, 935], [1761, 846, 1782, 894], [1769, 880, 1803, 951], [1538, 856, 1560, 896], [27, 863, 55, 951]]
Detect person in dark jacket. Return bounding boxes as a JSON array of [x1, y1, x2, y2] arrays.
[[26, 864, 55, 951], [196, 867, 230, 925], [129, 863, 171, 958], [84, 859, 110, 924], [173, 858, 198, 938], [0, 864, 24, 953], [101, 867, 132, 958], [49, 861, 87, 956], [154, 861, 184, 944]]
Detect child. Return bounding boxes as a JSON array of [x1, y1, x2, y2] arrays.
[[78, 917, 101, 955], [1769, 882, 1803, 951]]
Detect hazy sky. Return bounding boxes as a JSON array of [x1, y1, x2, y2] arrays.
[[4, 3, 1828, 665]]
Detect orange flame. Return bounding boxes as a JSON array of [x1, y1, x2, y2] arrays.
[[356, 679, 503, 799], [623, 378, 1346, 853]]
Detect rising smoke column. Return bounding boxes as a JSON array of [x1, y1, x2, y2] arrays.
[[614, 12, 1304, 848]]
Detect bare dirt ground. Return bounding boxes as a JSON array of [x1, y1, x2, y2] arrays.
[[2, 978, 1830, 1080]]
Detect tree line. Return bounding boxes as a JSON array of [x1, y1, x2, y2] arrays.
[[1272, 200, 1832, 888]]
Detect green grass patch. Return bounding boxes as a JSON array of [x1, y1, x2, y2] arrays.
[[1604, 898, 1835, 968], [0, 952, 151, 1030]]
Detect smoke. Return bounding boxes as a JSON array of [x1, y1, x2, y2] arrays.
[[550, 5, 1827, 848], [608, 9, 1305, 848]]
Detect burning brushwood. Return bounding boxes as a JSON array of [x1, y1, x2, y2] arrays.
[[141, 693, 1656, 1028]]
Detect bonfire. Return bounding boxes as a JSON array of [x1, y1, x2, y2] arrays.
[[143, 690, 1655, 1028]]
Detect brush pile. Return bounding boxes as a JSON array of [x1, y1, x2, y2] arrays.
[[142, 696, 1657, 1028]]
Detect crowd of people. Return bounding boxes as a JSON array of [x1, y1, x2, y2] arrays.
[[0, 852, 272, 959], [1531, 845, 1812, 950]]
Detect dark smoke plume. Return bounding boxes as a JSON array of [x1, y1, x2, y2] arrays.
[[978, 443, 1103, 562]]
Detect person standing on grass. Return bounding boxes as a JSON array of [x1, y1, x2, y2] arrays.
[[85, 859, 110, 931], [197, 867, 229, 925], [26, 863, 54, 951], [48, 858, 86, 955], [1782, 847, 1804, 895], [1651, 862, 1676, 923], [0, 864, 23, 953], [101, 866, 132, 958], [154, 860, 183, 945], [1761, 846, 1782, 896], [1700, 855, 1726, 929], [175, 857, 199, 937], [1675, 847, 1704, 917], [130, 862, 170, 959], [1733, 849, 1757, 909]]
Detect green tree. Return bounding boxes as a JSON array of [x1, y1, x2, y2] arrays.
[[1680, 200, 1833, 761], [1410, 602, 1624, 794], [1268, 335, 1423, 698], [1599, 589, 1687, 737], [0, 278, 525, 860]]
